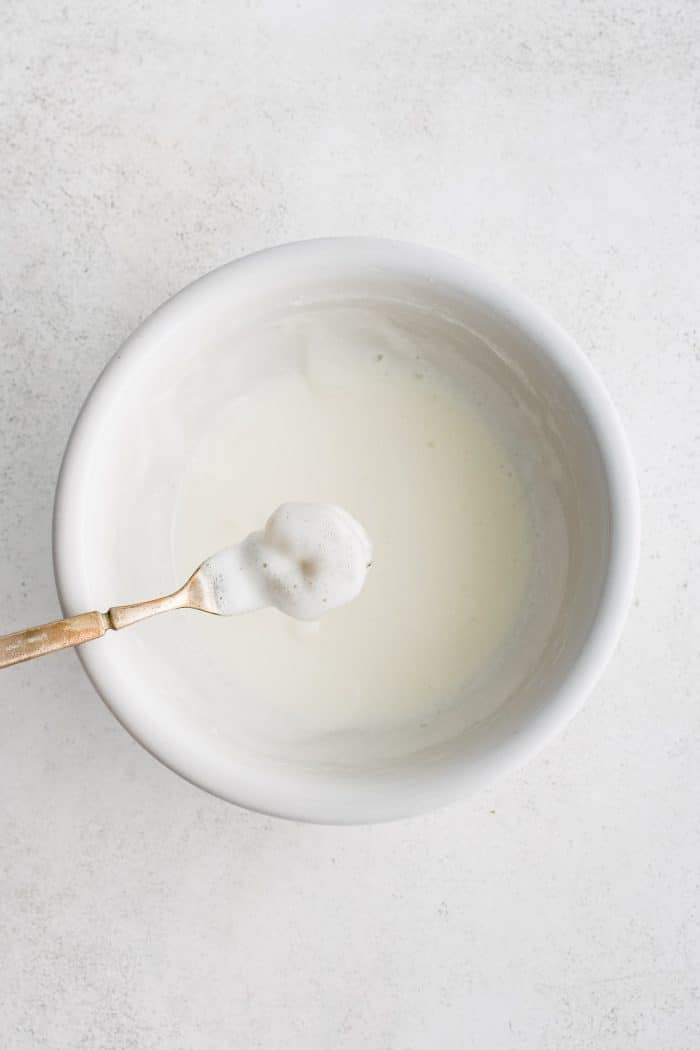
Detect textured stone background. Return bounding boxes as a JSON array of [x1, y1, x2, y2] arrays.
[[1, 2, 699, 1047]]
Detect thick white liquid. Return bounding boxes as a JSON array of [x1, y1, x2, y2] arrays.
[[171, 310, 534, 737], [198, 501, 372, 620]]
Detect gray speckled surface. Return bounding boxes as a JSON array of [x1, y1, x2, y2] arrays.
[[1, 2, 699, 1047]]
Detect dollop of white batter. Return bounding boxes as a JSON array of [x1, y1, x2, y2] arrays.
[[198, 502, 372, 621]]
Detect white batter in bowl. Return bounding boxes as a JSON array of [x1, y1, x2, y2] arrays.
[[53, 239, 639, 823]]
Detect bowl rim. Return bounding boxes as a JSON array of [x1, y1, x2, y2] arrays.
[[53, 237, 640, 823]]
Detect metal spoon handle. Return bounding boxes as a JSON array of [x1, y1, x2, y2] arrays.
[[0, 583, 198, 669], [0, 611, 109, 669], [107, 587, 190, 630]]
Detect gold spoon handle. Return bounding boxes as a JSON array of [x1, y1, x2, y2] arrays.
[[0, 586, 194, 669], [0, 611, 110, 669], [107, 588, 189, 630]]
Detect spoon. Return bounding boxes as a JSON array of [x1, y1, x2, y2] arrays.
[[0, 502, 372, 670]]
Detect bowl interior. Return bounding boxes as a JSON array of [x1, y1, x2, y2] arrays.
[[55, 241, 626, 822]]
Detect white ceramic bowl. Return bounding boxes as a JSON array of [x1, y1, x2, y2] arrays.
[[54, 238, 639, 823]]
